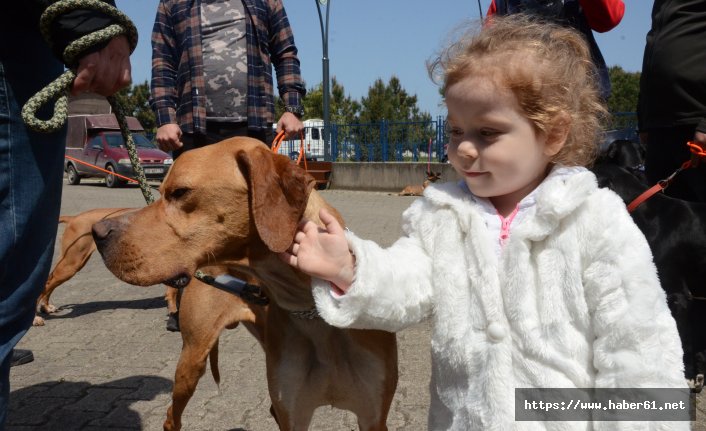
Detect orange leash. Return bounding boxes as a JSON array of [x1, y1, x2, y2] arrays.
[[271, 130, 307, 171], [65, 155, 142, 184], [627, 140, 706, 212]]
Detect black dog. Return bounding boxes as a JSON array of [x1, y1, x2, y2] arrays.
[[592, 139, 706, 390], [597, 138, 648, 185]]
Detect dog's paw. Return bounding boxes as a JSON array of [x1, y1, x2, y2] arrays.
[[37, 302, 58, 314], [32, 315, 46, 326]]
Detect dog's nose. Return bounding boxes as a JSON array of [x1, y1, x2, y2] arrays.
[[92, 219, 116, 245]]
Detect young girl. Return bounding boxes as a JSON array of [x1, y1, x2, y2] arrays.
[[281, 15, 687, 430]]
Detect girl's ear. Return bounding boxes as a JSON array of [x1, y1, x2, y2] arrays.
[[544, 112, 571, 157]]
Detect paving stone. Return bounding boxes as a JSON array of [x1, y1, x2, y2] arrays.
[[8, 183, 705, 430]]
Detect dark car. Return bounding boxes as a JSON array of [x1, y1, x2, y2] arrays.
[[64, 114, 173, 188]]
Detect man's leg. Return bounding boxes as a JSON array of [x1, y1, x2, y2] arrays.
[[0, 46, 65, 427]]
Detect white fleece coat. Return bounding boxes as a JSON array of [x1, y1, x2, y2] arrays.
[[312, 168, 688, 430]]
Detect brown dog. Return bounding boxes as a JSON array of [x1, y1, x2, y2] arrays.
[[398, 170, 441, 196], [92, 137, 399, 431], [33, 208, 181, 326], [34, 207, 268, 429]]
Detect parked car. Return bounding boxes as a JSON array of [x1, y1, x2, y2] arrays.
[[64, 114, 172, 187]]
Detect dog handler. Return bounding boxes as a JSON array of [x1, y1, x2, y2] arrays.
[[0, 2, 131, 428], [282, 15, 687, 429]]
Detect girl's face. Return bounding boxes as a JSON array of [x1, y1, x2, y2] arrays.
[[445, 76, 562, 215]]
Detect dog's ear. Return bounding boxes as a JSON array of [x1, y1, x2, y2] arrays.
[[606, 140, 620, 161], [236, 148, 316, 253]]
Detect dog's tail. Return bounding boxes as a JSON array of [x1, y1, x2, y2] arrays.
[[209, 339, 221, 388], [58, 215, 74, 224]]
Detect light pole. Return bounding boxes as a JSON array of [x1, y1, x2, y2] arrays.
[[315, 0, 331, 161]]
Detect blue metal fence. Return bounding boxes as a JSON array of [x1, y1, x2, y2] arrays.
[[275, 116, 449, 163], [263, 112, 639, 163]]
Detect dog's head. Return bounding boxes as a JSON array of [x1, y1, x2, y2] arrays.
[[93, 137, 316, 288], [595, 139, 647, 184], [423, 171, 442, 188]]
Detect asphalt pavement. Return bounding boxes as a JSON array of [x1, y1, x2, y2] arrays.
[[8, 179, 706, 430]]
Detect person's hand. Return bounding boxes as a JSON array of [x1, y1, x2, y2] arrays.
[[276, 112, 304, 140], [279, 208, 355, 293], [693, 130, 706, 147], [156, 124, 183, 152], [71, 35, 131, 97]]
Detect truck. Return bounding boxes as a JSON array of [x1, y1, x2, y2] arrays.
[[64, 114, 173, 188], [272, 118, 326, 161]]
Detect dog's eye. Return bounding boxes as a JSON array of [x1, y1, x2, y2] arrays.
[[169, 188, 190, 200]]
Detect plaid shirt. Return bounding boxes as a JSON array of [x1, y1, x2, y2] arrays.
[[150, 0, 305, 134]]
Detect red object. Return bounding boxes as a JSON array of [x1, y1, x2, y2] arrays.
[[627, 141, 706, 212], [486, 0, 624, 32]]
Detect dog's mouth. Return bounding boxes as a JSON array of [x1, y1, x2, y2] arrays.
[[164, 273, 192, 288]]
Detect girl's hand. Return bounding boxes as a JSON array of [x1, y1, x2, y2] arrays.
[[279, 208, 355, 293]]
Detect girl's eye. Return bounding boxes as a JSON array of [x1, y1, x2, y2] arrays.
[[480, 129, 499, 137], [447, 126, 464, 137]]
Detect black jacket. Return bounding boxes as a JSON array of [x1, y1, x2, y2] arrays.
[[638, 0, 706, 133]]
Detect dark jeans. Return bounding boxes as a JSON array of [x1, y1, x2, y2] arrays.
[[645, 126, 706, 203], [0, 34, 66, 429], [172, 122, 273, 160]]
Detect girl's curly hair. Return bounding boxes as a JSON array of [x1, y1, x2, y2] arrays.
[[428, 14, 609, 166]]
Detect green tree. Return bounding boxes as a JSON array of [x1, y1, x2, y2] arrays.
[[607, 66, 640, 128], [359, 76, 429, 123], [303, 77, 360, 123], [113, 81, 156, 133], [275, 77, 360, 124], [357, 76, 433, 161]]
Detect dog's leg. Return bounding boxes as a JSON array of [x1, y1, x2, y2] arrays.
[[164, 341, 212, 431], [165, 275, 260, 430], [264, 305, 322, 431], [345, 339, 397, 431], [36, 209, 135, 326], [165, 286, 179, 315], [34, 230, 97, 325]]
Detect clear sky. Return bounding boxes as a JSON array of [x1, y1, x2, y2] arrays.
[[115, 0, 652, 118]]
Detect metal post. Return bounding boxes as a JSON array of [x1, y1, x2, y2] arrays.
[[315, 0, 331, 161]]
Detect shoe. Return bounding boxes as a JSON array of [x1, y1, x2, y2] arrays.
[[10, 349, 34, 367], [166, 312, 180, 332]]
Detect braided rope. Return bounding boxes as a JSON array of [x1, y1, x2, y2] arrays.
[[23, 0, 138, 133], [108, 95, 155, 204], [22, 0, 154, 204]]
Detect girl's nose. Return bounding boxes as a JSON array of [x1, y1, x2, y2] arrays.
[[456, 139, 479, 159]]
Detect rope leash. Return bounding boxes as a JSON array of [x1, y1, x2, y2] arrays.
[[22, 0, 138, 133], [21, 0, 156, 204]]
